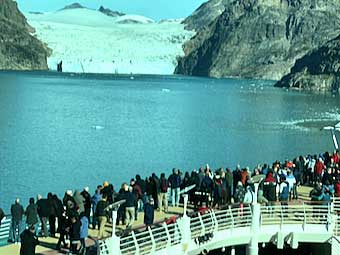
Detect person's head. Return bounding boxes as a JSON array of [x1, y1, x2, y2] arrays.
[[71, 216, 77, 223], [84, 186, 89, 193], [29, 197, 35, 204], [123, 183, 129, 192], [160, 173, 165, 178], [130, 179, 135, 186], [66, 190, 72, 196], [136, 174, 141, 181], [15, 198, 20, 204], [37, 194, 42, 201], [174, 169, 179, 175], [47, 192, 53, 199], [103, 181, 109, 187], [29, 225, 35, 234]]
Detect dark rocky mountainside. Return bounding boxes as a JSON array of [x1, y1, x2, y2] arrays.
[[0, 0, 50, 70], [98, 6, 125, 17], [60, 3, 85, 10], [275, 35, 340, 92], [183, 0, 228, 31], [175, 0, 340, 80]]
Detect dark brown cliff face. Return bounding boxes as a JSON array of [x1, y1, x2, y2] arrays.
[[182, 0, 229, 31], [175, 0, 340, 80], [275, 35, 340, 92], [0, 0, 50, 70]]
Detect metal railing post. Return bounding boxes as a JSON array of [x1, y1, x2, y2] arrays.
[[280, 205, 283, 230], [247, 203, 261, 255], [148, 226, 156, 254], [131, 231, 140, 255], [163, 223, 171, 249], [197, 212, 205, 237], [210, 209, 219, 232], [229, 206, 234, 232], [303, 204, 307, 231], [177, 214, 191, 254]]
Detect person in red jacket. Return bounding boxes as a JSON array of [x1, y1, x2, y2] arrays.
[[314, 158, 325, 183], [335, 178, 340, 197]]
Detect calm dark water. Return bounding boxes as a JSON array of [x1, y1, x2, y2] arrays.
[[0, 71, 339, 211]]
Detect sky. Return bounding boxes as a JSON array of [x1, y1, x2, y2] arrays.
[[15, 0, 207, 20]]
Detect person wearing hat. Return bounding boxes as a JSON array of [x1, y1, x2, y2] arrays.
[[81, 187, 92, 223], [144, 197, 154, 228]]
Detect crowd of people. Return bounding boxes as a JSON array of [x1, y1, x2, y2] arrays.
[[1, 150, 340, 255]]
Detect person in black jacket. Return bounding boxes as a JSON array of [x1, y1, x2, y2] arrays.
[[56, 211, 68, 251], [81, 187, 92, 223], [69, 215, 81, 254], [37, 194, 51, 237], [25, 198, 38, 235], [52, 194, 64, 235], [96, 194, 108, 239], [124, 185, 136, 229], [10, 198, 24, 243], [115, 187, 126, 226], [20, 225, 39, 255], [47, 193, 56, 237], [144, 198, 154, 228]]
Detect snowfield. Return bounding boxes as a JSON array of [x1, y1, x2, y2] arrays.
[[27, 9, 194, 74]]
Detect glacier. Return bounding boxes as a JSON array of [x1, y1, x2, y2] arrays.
[[26, 8, 194, 74]]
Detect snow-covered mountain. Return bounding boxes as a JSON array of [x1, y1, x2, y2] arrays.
[[26, 7, 193, 74]]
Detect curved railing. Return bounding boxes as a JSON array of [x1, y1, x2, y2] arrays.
[[98, 199, 340, 255], [0, 215, 11, 245], [2, 199, 340, 253]]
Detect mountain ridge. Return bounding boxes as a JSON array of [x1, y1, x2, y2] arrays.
[[275, 34, 340, 92], [175, 0, 340, 81], [0, 0, 50, 70]]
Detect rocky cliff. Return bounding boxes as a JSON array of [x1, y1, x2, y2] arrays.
[[175, 0, 340, 80], [0, 0, 50, 70], [60, 3, 85, 10], [275, 35, 340, 92], [98, 6, 125, 17], [183, 0, 228, 31]]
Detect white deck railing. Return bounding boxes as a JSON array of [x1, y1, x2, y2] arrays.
[[100, 199, 340, 255]]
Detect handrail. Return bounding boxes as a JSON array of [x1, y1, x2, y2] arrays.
[[117, 203, 336, 255]]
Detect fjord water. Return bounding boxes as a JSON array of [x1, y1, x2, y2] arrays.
[[0, 71, 339, 210]]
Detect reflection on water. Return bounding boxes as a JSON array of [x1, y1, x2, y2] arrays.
[[0, 71, 339, 210]]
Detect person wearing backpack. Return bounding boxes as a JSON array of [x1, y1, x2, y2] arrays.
[[158, 173, 169, 213], [279, 176, 289, 214]]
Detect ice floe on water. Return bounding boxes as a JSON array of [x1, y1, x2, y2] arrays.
[[92, 125, 105, 130]]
